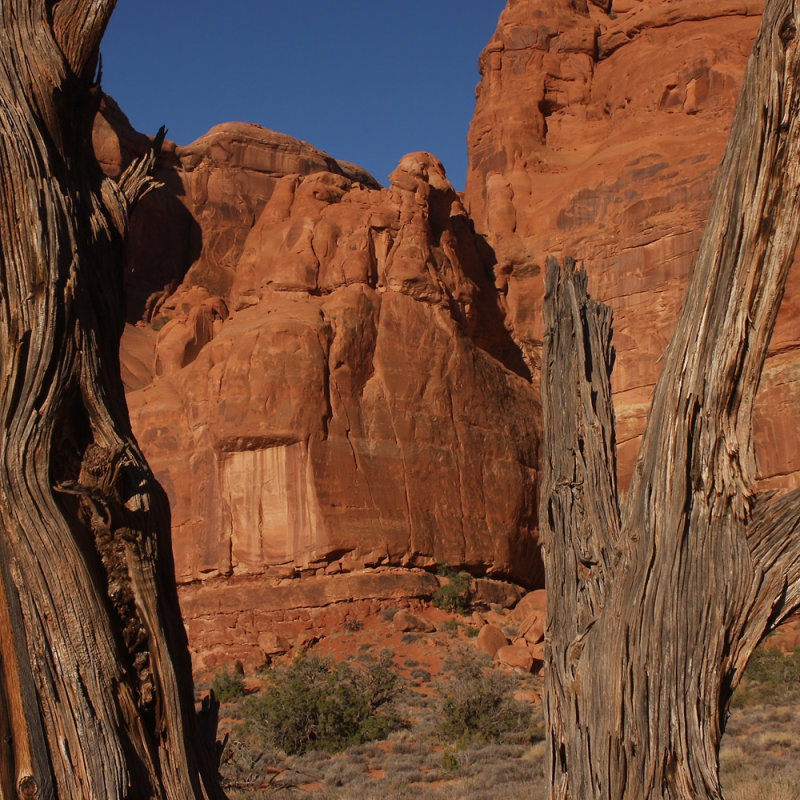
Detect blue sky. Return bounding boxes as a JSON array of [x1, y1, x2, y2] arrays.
[[101, 2, 506, 190]]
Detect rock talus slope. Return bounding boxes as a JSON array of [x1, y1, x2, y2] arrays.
[[464, 0, 799, 490]]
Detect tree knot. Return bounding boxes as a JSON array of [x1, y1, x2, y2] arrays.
[[779, 15, 797, 48], [17, 775, 37, 799]]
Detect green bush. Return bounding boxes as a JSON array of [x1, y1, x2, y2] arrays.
[[211, 665, 245, 704], [432, 564, 471, 614], [441, 750, 460, 773], [440, 617, 460, 636], [435, 654, 533, 744], [439, 617, 481, 638], [732, 644, 800, 708], [238, 653, 403, 755]]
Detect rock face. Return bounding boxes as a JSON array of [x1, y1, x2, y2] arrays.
[[476, 624, 509, 658], [179, 567, 442, 672], [99, 0, 800, 662], [464, 0, 800, 491], [97, 101, 541, 587]]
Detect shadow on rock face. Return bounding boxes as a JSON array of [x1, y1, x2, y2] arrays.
[[127, 168, 203, 325], [92, 94, 203, 324]]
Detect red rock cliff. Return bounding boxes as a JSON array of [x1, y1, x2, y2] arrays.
[[97, 103, 541, 586], [102, 0, 800, 611], [464, 0, 799, 491]]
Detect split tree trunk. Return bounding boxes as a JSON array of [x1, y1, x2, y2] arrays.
[[0, 3, 223, 799], [540, 1, 800, 798]]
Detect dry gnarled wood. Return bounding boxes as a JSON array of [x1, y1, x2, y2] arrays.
[[540, 0, 800, 798], [0, 2, 223, 799]]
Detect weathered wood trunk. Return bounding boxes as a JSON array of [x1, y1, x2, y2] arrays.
[[540, 1, 800, 798], [0, 2, 223, 798]]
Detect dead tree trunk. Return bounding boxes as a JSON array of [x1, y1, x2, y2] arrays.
[[0, 3, 223, 799], [540, 1, 800, 798]]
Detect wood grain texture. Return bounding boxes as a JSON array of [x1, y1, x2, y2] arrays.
[[540, 0, 800, 797], [540, 257, 620, 799], [0, 3, 224, 799]]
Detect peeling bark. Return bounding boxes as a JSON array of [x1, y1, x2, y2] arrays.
[[540, 0, 800, 798], [0, 2, 223, 798]]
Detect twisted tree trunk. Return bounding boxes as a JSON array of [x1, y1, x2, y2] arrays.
[[540, 1, 800, 798], [0, 2, 223, 798]]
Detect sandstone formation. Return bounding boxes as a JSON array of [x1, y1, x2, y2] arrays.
[[96, 100, 541, 589], [476, 624, 509, 658], [495, 644, 535, 672], [517, 614, 545, 646], [257, 632, 291, 657], [464, 0, 800, 490], [393, 610, 436, 633], [470, 577, 525, 608], [509, 588, 547, 670], [95, 0, 800, 666], [180, 567, 438, 672], [468, 587, 548, 670], [509, 588, 547, 623]]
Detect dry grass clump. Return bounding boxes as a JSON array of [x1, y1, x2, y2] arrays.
[[724, 778, 800, 800], [315, 743, 546, 800]]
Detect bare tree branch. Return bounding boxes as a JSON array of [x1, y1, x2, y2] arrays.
[[50, 0, 117, 79], [119, 126, 167, 209], [540, 256, 620, 634], [747, 489, 800, 625], [539, 257, 621, 800]]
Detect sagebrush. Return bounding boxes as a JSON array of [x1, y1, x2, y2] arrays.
[[238, 653, 404, 755], [435, 653, 535, 744]]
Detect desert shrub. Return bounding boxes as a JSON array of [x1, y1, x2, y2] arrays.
[[410, 668, 431, 683], [502, 622, 519, 639], [439, 617, 481, 638], [218, 735, 282, 795], [342, 617, 363, 632], [238, 653, 403, 755], [432, 565, 472, 614], [211, 665, 245, 704], [378, 606, 399, 622], [440, 617, 460, 636], [732, 645, 800, 708], [322, 758, 367, 789], [441, 750, 460, 773], [435, 654, 534, 744]]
